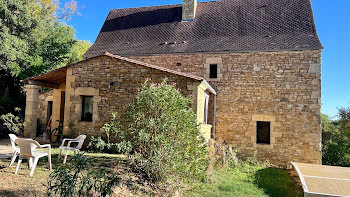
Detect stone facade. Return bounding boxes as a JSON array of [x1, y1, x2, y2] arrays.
[[129, 49, 322, 167], [35, 49, 322, 167], [60, 56, 211, 140]]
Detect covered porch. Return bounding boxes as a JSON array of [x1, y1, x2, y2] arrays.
[[23, 66, 68, 139], [23, 53, 217, 142]]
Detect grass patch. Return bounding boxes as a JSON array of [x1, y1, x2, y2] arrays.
[[0, 148, 126, 197], [255, 167, 302, 197], [0, 148, 303, 196], [190, 162, 303, 197]]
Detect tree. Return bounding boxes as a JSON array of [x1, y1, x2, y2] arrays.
[[1, 0, 89, 78], [322, 111, 350, 167], [0, 0, 90, 116], [339, 107, 350, 138], [64, 40, 91, 65], [0, 0, 38, 76]]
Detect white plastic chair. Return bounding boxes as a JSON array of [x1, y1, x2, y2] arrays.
[[59, 135, 86, 164], [8, 134, 19, 167], [15, 139, 52, 177]]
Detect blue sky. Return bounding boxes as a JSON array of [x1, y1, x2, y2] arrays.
[[64, 0, 350, 119]]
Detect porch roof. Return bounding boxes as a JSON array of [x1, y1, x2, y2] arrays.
[[23, 52, 215, 94]]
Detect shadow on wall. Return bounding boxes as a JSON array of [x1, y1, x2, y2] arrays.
[[254, 167, 303, 197]]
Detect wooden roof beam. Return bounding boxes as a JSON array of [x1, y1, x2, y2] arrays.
[[28, 80, 60, 89]]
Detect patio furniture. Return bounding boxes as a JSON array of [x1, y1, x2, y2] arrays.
[[15, 139, 52, 177], [59, 135, 86, 164], [8, 134, 19, 167]]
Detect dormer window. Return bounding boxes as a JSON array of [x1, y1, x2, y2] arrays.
[[209, 64, 218, 79]]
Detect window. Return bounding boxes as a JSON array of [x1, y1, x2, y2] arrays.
[[203, 93, 209, 124], [209, 64, 218, 79], [81, 96, 93, 122], [256, 121, 270, 144]]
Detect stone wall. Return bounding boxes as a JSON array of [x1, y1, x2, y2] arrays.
[[37, 89, 53, 134], [129, 50, 322, 167], [63, 56, 200, 139], [34, 49, 322, 167]]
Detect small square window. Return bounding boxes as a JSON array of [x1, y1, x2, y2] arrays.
[[209, 64, 218, 79], [81, 96, 93, 122], [256, 121, 270, 144]]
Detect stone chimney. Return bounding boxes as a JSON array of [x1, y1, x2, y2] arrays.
[[182, 0, 197, 21]]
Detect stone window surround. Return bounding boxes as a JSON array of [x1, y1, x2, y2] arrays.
[[80, 95, 94, 122], [247, 115, 278, 149], [73, 87, 101, 124], [204, 57, 223, 81]]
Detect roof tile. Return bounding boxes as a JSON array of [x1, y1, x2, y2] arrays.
[[84, 0, 322, 58]]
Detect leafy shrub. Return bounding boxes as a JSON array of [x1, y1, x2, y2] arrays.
[[105, 141, 132, 154], [101, 112, 120, 143], [87, 136, 106, 153], [87, 136, 132, 154], [48, 154, 120, 197], [115, 80, 208, 183], [209, 141, 238, 167], [1, 107, 25, 135]]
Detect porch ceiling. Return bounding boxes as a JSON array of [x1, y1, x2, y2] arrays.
[[24, 66, 68, 88]]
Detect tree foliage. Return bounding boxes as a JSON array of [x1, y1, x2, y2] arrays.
[[0, 107, 24, 135], [0, 0, 37, 76], [0, 0, 90, 78], [0, 0, 90, 116], [339, 107, 350, 138], [322, 109, 350, 167]]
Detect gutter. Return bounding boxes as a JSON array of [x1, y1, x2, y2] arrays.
[[202, 79, 216, 95], [213, 93, 217, 138], [201, 79, 217, 139]]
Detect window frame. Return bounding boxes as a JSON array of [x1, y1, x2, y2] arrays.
[[256, 121, 271, 144], [81, 96, 93, 122]]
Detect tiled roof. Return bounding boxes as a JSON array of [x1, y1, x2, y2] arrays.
[[103, 52, 204, 81], [84, 0, 322, 58], [24, 52, 204, 84]]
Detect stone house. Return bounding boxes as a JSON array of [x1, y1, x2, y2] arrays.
[[24, 0, 323, 167]]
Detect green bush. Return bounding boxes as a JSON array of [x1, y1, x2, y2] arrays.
[[87, 136, 106, 153], [1, 107, 25, 135], [116, 80, 208, 183], [87, 136, 132, 154], [48, 154, 120, 197]]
